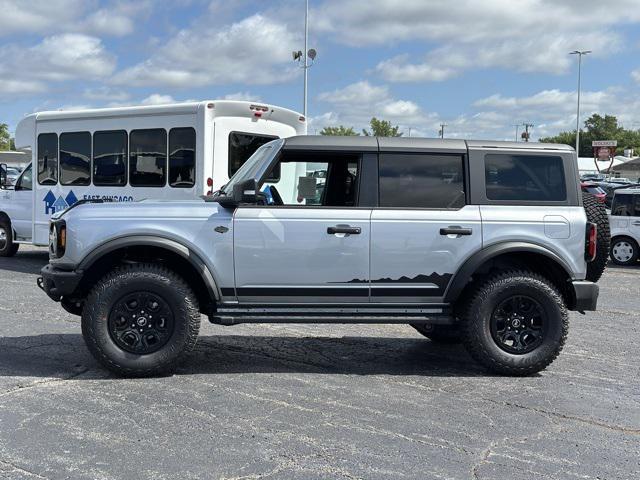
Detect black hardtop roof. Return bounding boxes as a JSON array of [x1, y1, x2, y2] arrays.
[[282, 135, 573, 153]]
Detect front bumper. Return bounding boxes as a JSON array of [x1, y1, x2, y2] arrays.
[[37, 264, 82, 302], [571, 280, 599, 311]]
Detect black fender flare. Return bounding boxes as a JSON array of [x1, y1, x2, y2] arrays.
[[78, 235, 220, 300], [443, 241, 573, 303]]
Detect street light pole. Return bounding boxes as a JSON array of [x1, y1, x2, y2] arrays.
[[303, 0, 308, 118], [570, 50, 591, 156]]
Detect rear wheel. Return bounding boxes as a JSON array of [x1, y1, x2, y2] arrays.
[[81, 263, 201, 377], [411, 324, 461, 344], [0, 220, 19, 257], [583, 192, 610, 282], [610, 237, 638, 266], [460, 271, 568, 376]]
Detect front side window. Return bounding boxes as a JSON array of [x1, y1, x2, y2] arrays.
[[169, 127, 196, 188], [37, 133, 58, 185], [129, 129, 167, 187], [379, 153, 465, 209], [16, 164, 32, 191], [59, 132, 91, 186], [611, 194, 640, 216], [485, 154, 566, 202], [229, 132, 278, 177], [260, 152, 360, 207], [93, 130, 127, 186]]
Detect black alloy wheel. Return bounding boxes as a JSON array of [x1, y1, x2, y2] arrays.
[[490, 295, 545, 354], [108, 292, 175, 354]]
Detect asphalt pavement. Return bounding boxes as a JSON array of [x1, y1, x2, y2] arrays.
[[0, 246, 638, 480]]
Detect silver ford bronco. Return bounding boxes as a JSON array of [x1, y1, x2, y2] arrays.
[[39, 136, 609, 377]]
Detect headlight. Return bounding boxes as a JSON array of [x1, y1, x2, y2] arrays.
[[49, 220, 66, 259]]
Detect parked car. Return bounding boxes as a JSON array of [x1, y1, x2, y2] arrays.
[[608, 187, 640, 265], [39, 137, 609, 377], [581, 182, 606, 203], [596, 181, 640, 209]]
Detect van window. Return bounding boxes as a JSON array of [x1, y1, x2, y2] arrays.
[[93, 130, 127, 186], [379, 153, 465, 209], [37, 133, 58, 185], [229, 132, 278, 177], [130, 129, 167, 187], [60, 132, 91, 186], [15, 164, 32, 191], [169, 127, 195, 188], [485, 154, 566, 201], [611, 193, 640, 216]]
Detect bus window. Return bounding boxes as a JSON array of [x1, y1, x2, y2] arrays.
[[94, 130, 127, 186], [169, 127, 195, 188], [38, 133, 58, 185], [130, 129, 167, 187], [228, 132, 278, 177], [60, 132, 91, 186]]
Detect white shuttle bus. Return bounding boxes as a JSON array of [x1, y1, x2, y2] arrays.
[[0, 100, 306, 256]]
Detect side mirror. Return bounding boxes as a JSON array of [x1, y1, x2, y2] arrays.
[[0, 163, 7, 189], [216, 179, 258, 208]]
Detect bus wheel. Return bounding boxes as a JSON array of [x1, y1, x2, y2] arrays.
[[0, 220, 19, 257]]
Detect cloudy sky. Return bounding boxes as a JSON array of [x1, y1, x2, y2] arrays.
[[2, 0, 640, 140]]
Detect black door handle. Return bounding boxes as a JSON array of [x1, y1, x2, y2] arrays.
[[327, 225, 361, 235], [440, 226, 473, 236]]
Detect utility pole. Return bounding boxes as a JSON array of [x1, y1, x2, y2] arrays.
[[513, 124, 520, 142], [521, 122, 534, 142], [570, 50, 591, 155], [439, 123, 447, 139], [292, 0, 317, 118]]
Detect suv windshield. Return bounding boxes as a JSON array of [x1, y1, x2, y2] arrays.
[[221, 139, 283, 196]]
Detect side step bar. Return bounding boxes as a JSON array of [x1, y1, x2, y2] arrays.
[[210, 306, 453, 325]]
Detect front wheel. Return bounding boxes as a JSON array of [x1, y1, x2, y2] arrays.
[[0, 220, 19, 257], [81, 264, 201, 377], [610, 237, 638, 266], [460, 271, 568, 376]]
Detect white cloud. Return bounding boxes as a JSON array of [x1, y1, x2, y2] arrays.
[[140, 94, 176, 105], [315, 0, 639, 80], [83, 87, 131, 102], [0, 0, 150, 37], [632, 69, 640, 83], [114, 14, 299, 88], [0, 34, 115, 96], [223, 92, 263, 102], [315, 80, 438, 135]]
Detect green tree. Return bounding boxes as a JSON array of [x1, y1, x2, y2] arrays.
[[540, 114, 640, 157], [362, 117, 403, 137], [0, 123, 13, 150], [319, 125, 359, 136]]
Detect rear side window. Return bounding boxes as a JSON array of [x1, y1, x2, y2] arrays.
[[59, 132, 91, 186], [169, 127, 196, 188], [379, 153, 465, 209], [93, 130, 127, 186], [37, 133, 58, 185], [485, 154, 566, 201], [611, 194, 640, 216], [130, 129, 167, 187], [229, 132, 278, 177]]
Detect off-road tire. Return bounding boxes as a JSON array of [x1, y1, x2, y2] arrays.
[[411, 324, 461, 344], [583, 192, 610, 282], [81, 263, 200, 377], [460, 271, 568, 376], [0, 219, 19, 257], [609, 236, 639, 266]]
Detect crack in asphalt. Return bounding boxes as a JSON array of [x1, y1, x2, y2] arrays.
[[0, 459, 50, 479], [0, 367, 90, 398]]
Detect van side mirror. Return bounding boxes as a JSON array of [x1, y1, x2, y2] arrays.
[[0, 163, 7, 189]]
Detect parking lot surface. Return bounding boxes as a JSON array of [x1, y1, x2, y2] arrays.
[[0, 246, 638, 480]]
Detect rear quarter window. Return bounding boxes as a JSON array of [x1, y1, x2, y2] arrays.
[[485, 154, 566, 202]]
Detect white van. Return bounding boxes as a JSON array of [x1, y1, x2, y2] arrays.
[[0, 100, 306, 256]]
